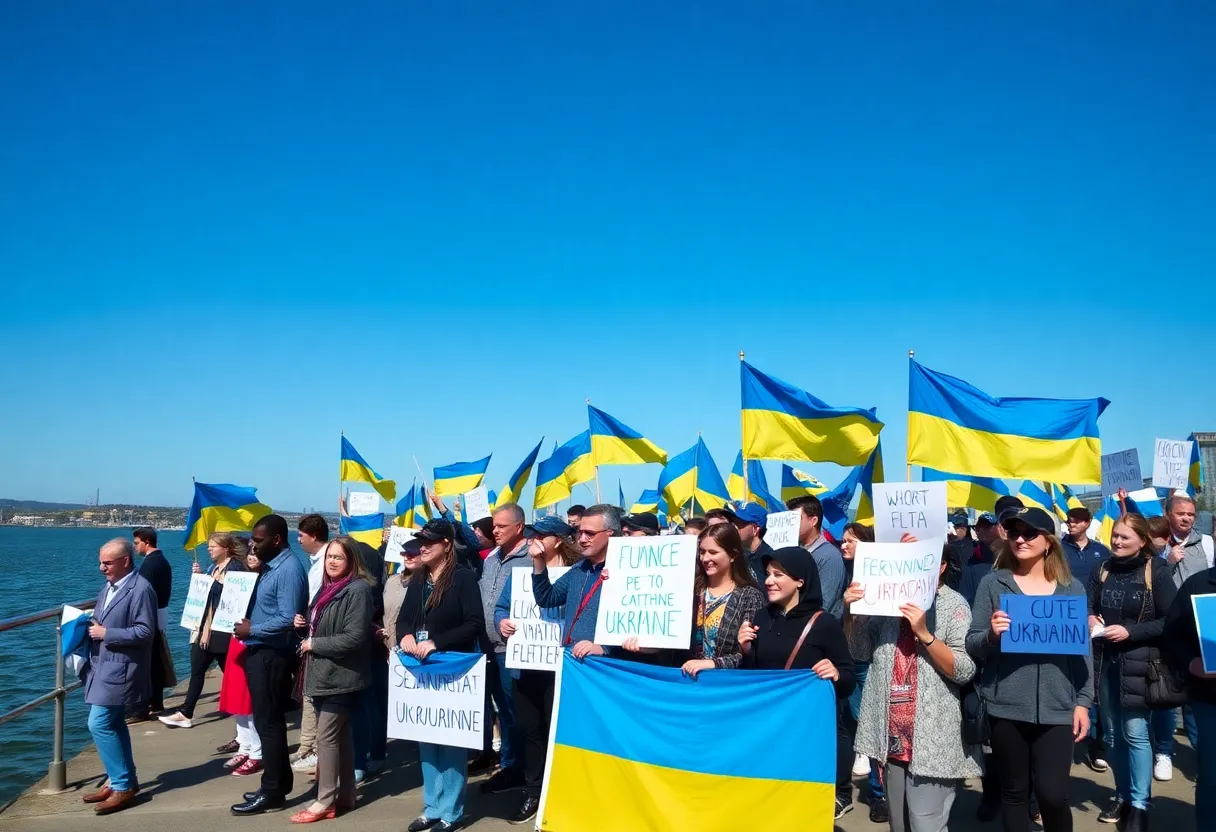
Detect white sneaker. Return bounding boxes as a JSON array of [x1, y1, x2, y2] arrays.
[[291, 753, 317, 773], [852, 753, 870, 777], [157, 712, 192, 729], [1153, 753, 1173, 781]]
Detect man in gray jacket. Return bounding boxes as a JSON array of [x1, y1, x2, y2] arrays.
[[1165, 493, 1214, 588], [82, 538, 158, 816]]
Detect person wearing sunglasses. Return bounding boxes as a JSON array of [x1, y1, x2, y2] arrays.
[[966, 507, 1093, 832]]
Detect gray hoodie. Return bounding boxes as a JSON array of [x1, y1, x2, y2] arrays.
[[1167, 528, 1214, 588], [966, 569, 1094, 726]]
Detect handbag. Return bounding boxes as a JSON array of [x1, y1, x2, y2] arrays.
[[1139, 561, 1188, 708], [961, 682, 990, 746]]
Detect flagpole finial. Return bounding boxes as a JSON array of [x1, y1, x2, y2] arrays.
[[908, 349, 915, 358], [586, 398, 591, 405], [739, 350, 745, 361]]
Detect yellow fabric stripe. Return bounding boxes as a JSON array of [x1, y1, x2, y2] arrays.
[[908, 412, 1102, 484], [184, 504, 270, 551], [590, 435, 666, 466], [339, 459, 396, 502], [742, 409, 881, 466], [541, 745, 834, 832], [432, 473, 484, 497]]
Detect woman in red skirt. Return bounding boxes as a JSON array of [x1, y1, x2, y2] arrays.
[[218, 549, 262, 776]]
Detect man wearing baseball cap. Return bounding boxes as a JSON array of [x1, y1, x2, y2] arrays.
[[621, 513, 660, 536], [723, 504, 771, 586]]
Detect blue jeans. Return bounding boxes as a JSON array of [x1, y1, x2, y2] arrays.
[[88, 705, 136, 791], [1191, 700, 1216, 825], [489, 652, 520, 770], [418, 742, 468, 823], [1152, 706, 1200, 754], [847, 663, 885, 802], [1102, 668, 1152, 810]]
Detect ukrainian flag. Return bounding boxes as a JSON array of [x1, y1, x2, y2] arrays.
[[820, 462, 867, 538], [780, 464, 829, 504], [658, 438, 730, 517], [727, 452, 768, 505], [855, 442, 885, 525], [908, 359, 1109, 484], [534, 432, 594, 509], [340, 512, 384, 549], [588, 405, 668, 466], [1188, 433, 1204, 497], [618, 480, 626, 510], [1050, 483, 1084, 520], [433, 454, 491, 497], [1016, 481, 1055, 516], [921, 467, 1011, 514], [1095, 495, 1120, 547], [540, 655, 836, 832], [339, 437, 396, 503], [394, 481, 431, 529], [184, 483, 272, 551], [630, 489, 661, 515], [495, 438, 544, 509], [741, 361, 883, 467]]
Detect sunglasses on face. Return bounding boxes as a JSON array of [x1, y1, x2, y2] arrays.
[[1004, 524, 1043, 542]]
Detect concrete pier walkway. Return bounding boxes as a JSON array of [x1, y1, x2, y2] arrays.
[[1, 673, 1198, 831]]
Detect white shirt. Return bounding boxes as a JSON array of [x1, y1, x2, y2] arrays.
[[104, 570, 136, 611], [308, 550, 325, 603]]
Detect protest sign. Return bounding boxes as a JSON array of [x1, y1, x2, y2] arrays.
[[1152, 438, 1194, 490], [179, 574, 215, 630], [388, 652, 486, 750], [764, 510, 800, 548], [384, 526, 418, 564], [211, 571, 259, 634], [849, 538, 943, 617], [506, 566, 570, 671], [1000, 594, 1088, 656], [1193, 594, 1216, 673], [872, 481, 947, 544], [463, 485, 491, 523], [348, 491, 379, 516], [594, 535, 697, 648], [1101, 449, 1142, 497]]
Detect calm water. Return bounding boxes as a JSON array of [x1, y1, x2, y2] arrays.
[[0, 527, 305, 805]]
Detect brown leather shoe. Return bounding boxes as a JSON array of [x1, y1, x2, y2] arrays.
[[125, 712, 151, 725], [82, 786, 112, 804], [94, 789, 137, 815]]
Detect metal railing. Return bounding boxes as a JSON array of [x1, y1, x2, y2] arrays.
[[0, 598, 97, 792]]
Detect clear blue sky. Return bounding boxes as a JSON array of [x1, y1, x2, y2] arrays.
[[2, 2, 1214, 511]]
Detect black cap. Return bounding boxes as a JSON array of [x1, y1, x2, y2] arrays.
[[414, 519, 455, 543], [949, 510, 970, 527], [622, 513, 660, 534], [994, 495, 1025, 522], [1001, 507, 1056, 536], [401, 537, 422, 557]]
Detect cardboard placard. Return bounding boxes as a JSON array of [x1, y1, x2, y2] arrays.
[[211, 571, 258, 634], [594, 535, 697, 649], [384, 526, 418, 564], [348, 491, 380, 516], [505, 566, 571, 671], [179, 573, 215, 630], [849, 538, 944, 617], [872, 481, 947, 544], [1152, 439, 1194, 490], [1101, 449, 1142, 497], [463, 485, 492, 523], [764, 510, 800, 549], [1193, 594, 1216, 673], [999, 594, 1088, 656], [387, 653, 486, 750]]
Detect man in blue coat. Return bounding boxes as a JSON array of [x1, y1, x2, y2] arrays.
[[82, 538, 157, 815]]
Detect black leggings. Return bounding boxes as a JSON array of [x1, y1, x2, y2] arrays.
[[181, 642, 226, 719], [514, 670, 555, 799], [989, 717, 1073, 832]]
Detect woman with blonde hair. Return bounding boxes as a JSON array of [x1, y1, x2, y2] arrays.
[[966, 507, 1093, 832]]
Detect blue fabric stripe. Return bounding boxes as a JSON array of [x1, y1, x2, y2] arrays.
[[740, 361, 880, 424], [588, 405, 645, 440], [921, 467, 1010, 496], [397, 651, 483, 676], [554, 655, 835, 783], [434, 454, 492, 480], [507, 438, 545, 493], [340, 512, 384, 533]]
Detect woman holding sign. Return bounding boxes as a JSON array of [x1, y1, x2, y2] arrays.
[[396, 519, 488, 832], [678, 523, 763, 676], [1086, 514, 1176, 830], [966, 507, 1093, 832], [845, 542, 981, 832]]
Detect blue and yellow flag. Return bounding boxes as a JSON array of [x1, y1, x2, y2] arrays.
[[630, 488, 661, 514], [658, 437, 730, 517], [394, 480, 431, 529], [819, 461, 869, 538], [340, 512, 384, 549], [541, 655, 836, 831], [588, 405, 668, 466], [855, 442, 885, 525], [433, 454, 491, 497], [495, 438, 544, 509], [618, 480, 626, 510], [339, 437, 396, 504], [1095, 495, 1120, 547], [908, 359, 1109, 484], [921, 467, 1011, 514], [741, 361, 883, 467], [1015, 481, 1055, 516], [184, 482, 272, 551], [1050, 483, 1084, 520], [728, 452, 783, 511], [1188, 433, 1204, 497], [534, 432, 594, 509], [780, 464, 829, 504]]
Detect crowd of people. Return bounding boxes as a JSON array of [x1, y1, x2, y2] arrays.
[[77, 489, 1215, 831]]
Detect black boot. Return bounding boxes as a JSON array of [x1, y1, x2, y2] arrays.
[[1121, 806, 1147, 832]]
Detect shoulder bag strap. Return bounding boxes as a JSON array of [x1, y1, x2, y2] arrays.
[[785, 610, 823, 671]]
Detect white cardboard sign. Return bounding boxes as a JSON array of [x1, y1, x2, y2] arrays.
[[463, 485, 492, 522], [387, 654, 487, 750], [849, 537, 944, 617], [1101, 448, 1142, 497], [594, 535, 697, 649], [384, 526, 417, 565], [873, 481, 947, 544], [764, 510, 800, 548], [179, 574, 215, 630], [348, 491, 380, 516], [505, 566, 571, 671], [211, 571, 259, 634], [1152, 439, 1193, 490]]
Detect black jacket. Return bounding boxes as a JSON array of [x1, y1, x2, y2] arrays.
[[747, 540, 775, 588], [139, 550, 172, 610], [1163, 566, 1216, 706], [395, 565, 488, 654], [1088, 553, 1176, 711], [943, 539, 991, 593], [306, 578, 376, 697]]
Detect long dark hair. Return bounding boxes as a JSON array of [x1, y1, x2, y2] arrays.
[[413, 538, 456, 610], [694, 523, 758, 593]]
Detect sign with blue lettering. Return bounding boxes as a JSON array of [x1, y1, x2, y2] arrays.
[[1192, 594, 1216, 673], [594, 535, 697, 649], [388, 652, 486, 750], [1000, 594, 1089, 656]]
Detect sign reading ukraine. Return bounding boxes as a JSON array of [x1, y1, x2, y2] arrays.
[[388, 652, 486, 751], [594, 535, 697, 649], [538, 655, 836, 831]]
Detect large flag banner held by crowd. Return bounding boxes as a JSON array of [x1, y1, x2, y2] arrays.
[[539, 655, 837, 831]]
